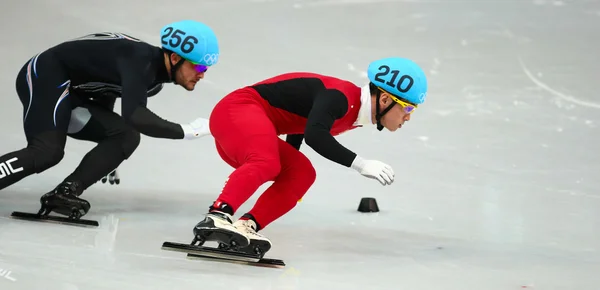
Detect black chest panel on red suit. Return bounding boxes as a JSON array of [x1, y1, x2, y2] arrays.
[[249, 72, 362, 167]]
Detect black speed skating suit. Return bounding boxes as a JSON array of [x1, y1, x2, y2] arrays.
[[0, 32, 186, 213]]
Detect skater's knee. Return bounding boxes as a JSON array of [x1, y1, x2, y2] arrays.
[[31, 146, 64, 173], [25, 133, 65, 173], [120, 129, 140, 159], [304, 162, 317, 185], [287, 157, 315, 201], [299, 163, 316, 199], [247, 155, 281, 181], [293, 155, 316, 186]]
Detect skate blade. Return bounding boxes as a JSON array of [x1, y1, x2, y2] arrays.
[[186, 253, 286, 268], [162, 241, 286, 268], [10, 211, 99, 227], [162, 241, 260, 262]]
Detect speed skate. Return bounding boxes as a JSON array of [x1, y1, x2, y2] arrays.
[[161, 238, 286, 268], [162, 211, 285, 267]]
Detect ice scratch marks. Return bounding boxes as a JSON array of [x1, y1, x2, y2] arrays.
[[583, 10, 600, 17], [430, 58, 441, 76], [459, 85, 504, 117], [347, 56, 441, 79], [346, 63, 368, 79], [546, 187, 600, 200], [518, 57, 600, 109], [411, 13, 429, 32], [292, 0, 413, 9], [532, 0, 566, 6]]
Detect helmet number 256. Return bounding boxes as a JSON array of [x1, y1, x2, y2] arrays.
[[161, 27, 199, 54], [373, 65, 414, 93]]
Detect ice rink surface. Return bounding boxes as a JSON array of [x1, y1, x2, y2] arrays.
[[1, 0, 600, 289]]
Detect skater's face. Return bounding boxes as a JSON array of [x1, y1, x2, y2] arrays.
[[170, 54, 207, 91], [378, 92, 414, 132]]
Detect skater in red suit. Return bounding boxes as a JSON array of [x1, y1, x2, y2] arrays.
[[193, 57, 428, 256]]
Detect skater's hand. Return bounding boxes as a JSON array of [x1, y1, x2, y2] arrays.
[[350, 156, 394, 186], [181, 117, 211, 140], [101, 169, 120, 185]]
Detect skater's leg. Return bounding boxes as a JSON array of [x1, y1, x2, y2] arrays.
[[215, 142, 239, 169], [0, 52, 71, 190], [65, 100, 141, 191], [37, 99, 141, 218], [240, 138, 317, 230], [193, 93, 281, 247], [232, 139, 316, 255], [208, 97, 281, 214]]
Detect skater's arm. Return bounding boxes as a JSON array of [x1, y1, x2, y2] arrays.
[[286, 134, 304, 150], [303, 89, 357, 167], [117, 57, 185, 139]]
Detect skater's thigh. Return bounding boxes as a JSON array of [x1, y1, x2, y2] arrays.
[[15, 51, 72, 141], [215, 141, 239, 168], [67, 99, 135, 143], [210, 96, 279, 165]]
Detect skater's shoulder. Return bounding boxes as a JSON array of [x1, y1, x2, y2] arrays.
[[53, 32, 159, 58]]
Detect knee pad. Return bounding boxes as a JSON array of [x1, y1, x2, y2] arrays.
[[120, 129, 141, 159]]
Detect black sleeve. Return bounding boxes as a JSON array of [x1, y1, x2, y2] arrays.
[[117, 57, 184, 139], [286, 134, 304, 150], [303, 89, 357, 167]]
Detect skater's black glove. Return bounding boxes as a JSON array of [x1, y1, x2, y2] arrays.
[[101, 169, 120, 185]]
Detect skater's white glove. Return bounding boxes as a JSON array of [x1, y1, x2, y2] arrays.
[[101, 169, 120, 185], [350, 156, 395, 186], [181, 117, 211, 140]]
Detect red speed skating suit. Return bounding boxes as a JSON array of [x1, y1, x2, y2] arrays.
[[209, 72, 366, 230]]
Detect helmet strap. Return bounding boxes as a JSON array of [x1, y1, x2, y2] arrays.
[[170, 59, 185, 85], [375, 90, 396, 131], [164, 49, 185, 85]]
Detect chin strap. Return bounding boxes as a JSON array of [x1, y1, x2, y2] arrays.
[[374, 89, 397, 131], [165, 50, 185, 85]]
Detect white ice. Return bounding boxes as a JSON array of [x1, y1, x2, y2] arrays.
[[1, 0, 600, 289]]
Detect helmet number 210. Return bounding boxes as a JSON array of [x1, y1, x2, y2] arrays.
[[374, 65, 414, 93], [161, 27, 199, 54]]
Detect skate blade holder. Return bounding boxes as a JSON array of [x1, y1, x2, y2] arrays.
[[10, 211, 99, 227], [161, 241, 285, 268]]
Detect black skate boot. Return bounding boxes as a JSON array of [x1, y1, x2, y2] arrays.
[[39, 181, 90, 219], [192, 211, 250, 249]]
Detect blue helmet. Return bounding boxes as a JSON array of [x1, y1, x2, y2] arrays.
[[367, 57, 428, 105], [160, 20, 219, 66]]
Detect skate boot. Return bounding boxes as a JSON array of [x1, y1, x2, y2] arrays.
[[39, 181, 90, 219], [192, 211, 250, 249], [233, 219, 272, 258]]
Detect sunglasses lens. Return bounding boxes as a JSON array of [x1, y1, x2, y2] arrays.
[[405, 106, 415, 113], [194, 65, 208, 73]]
